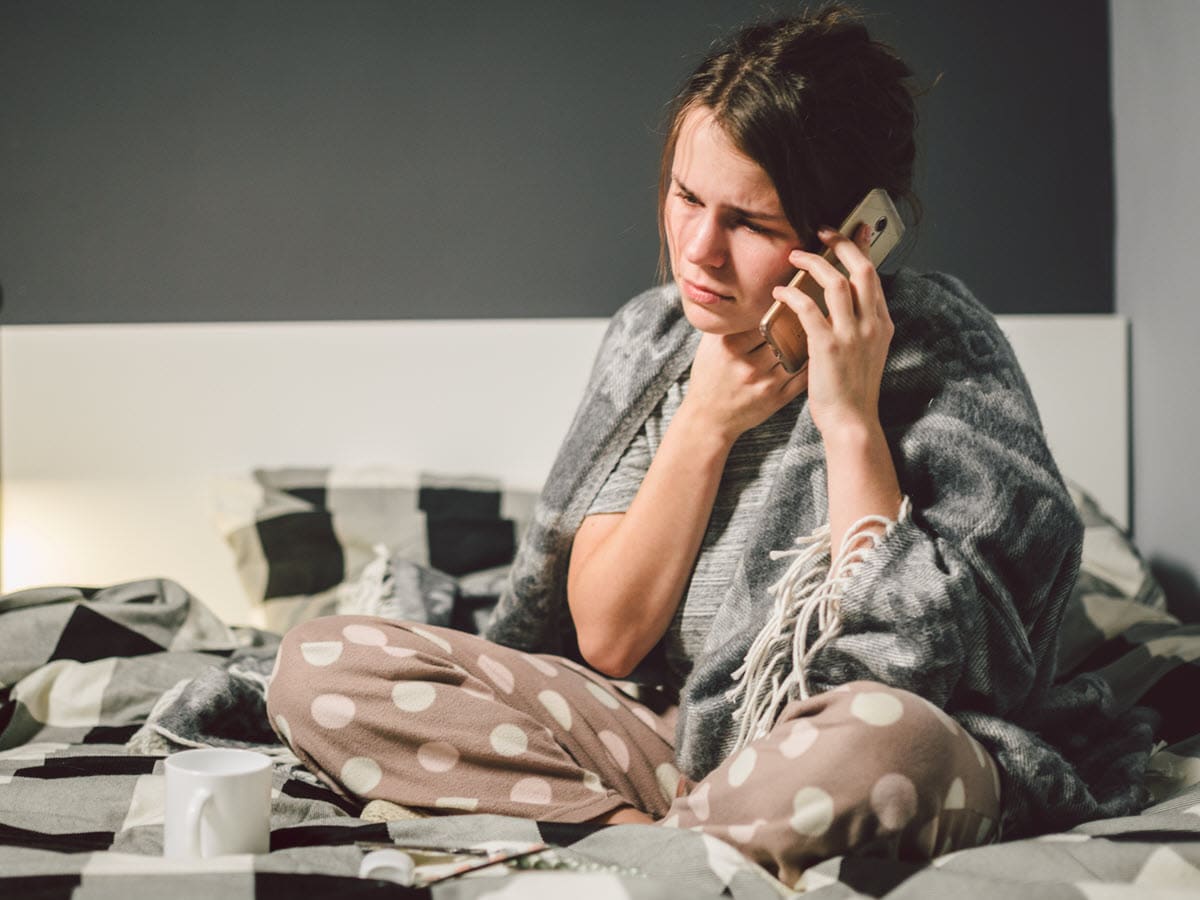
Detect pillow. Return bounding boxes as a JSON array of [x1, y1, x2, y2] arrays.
[[1054, 479, 1200, 807], [213, 466, 538, 633], [1056, 478, 1169, 677]]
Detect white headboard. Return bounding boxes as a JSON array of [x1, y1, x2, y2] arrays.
[[1, 315, 1128, 625]]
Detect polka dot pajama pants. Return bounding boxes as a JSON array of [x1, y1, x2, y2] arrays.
[[266, 616, 1001, 886]]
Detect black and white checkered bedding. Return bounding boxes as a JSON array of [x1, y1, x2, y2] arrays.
[[216, 468, 538, 634], [5, 481, 1200, 898], [0, 582, 790, 899]]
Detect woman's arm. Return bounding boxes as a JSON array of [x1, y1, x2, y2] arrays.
[[568, 332, 805, 678], [781, 265, 1084, 714], [774, 226, 904, 554], [567, 408, 731, 677]]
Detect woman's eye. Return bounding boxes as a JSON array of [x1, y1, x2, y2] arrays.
[[676, 190, 700, 206]]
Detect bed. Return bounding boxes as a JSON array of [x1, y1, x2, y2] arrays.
[[3, 313, 1200, 898]]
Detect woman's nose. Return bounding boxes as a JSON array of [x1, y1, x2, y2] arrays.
[[683, 214, 727, 268]]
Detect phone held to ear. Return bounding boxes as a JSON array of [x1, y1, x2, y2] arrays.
[[759, 188, 906, 374]]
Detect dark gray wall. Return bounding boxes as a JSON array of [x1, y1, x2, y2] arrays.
[[0, 0, 1111, 323]]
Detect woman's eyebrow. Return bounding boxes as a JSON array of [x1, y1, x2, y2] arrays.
[[671, 175, 787, 222]]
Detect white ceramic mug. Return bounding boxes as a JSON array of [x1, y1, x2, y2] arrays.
[[163, 748, 272, 859]]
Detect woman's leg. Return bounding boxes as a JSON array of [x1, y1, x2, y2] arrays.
[[662, 681, 1001, 888], [266, 615, 679, 822]]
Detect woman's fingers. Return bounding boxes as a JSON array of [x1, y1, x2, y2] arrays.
[[772, 280, 831, 349], [774, 223, 894, 352], [820, 224, 887, 320], [779, 365, 809, 399], [765, 225, 894, 438], [745, 332, 801, 384], [687, 327, 809, 441], [786, 241, 857, 331], [724, 328, 771, 358]]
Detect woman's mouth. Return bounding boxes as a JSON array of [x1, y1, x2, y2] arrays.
[[682, 279, 733, 305]]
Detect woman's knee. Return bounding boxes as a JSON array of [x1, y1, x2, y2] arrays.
[[796, 682, 999, 806], [775, 681, 1002, 846], [265, 616, 467, 722], [266, 616, 406, 728], [670, 680, 1002, 881], [266, 616, 340, 732]]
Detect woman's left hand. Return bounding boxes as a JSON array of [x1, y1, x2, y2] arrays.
[[771, 224, 895, 439]]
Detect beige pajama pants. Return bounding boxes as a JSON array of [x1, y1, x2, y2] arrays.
[[266, 615, 1000, 886]]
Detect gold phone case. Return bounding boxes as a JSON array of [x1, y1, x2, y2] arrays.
[[760, 188, 905, 373]]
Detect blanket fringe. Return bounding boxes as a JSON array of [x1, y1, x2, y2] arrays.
[[336, 544, 393, 616], [727, 497, 911, 751]]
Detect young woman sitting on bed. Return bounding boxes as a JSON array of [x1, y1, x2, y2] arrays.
[[267, 4, 1151, 887]]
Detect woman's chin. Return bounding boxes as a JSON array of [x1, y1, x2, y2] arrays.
[[681, 298, 758, 336]]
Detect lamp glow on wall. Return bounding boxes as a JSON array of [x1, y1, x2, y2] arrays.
[[1, 481, 57, 593], [2, 480, 82, 593], [0, 476, 197, 596]]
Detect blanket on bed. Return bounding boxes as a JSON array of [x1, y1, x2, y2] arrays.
[[484, 271, 1154, 838], [0, 581, 793, 898], [5, 564, 1200, 896]]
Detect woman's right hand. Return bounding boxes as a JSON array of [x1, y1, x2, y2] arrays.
[[568, 329, 803, 677], [681, 329, 808, 443]]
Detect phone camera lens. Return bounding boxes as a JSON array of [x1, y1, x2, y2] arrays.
[[874, 216, 888, 233]]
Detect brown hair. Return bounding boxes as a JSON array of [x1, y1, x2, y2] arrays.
[[657, 3, 922, 280]]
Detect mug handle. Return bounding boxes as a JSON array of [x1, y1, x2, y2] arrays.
[[359, 849, 416, 886], [185, 787, 213, 858]]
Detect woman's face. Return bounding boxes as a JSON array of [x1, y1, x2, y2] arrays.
[[664, 106, 803, 335]]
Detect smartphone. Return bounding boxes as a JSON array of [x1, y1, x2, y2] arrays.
[[759, 188, 905, 373]]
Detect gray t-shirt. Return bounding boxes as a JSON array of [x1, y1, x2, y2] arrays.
[[587, 371, 802, 687]]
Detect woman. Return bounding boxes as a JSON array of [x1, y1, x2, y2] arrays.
[[267, 5, 1150, 886]]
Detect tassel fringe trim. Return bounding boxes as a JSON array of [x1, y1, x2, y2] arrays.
[[727, 496, 912, 751], [336, 544, 393, 616]]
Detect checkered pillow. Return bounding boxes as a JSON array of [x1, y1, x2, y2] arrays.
[[1049, 482, 1200, 803], [1056, 478, 1168, 675], [215, 467, 538, 633]]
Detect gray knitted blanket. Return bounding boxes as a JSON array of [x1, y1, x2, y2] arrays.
[[485, 269, 1154, 838]]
